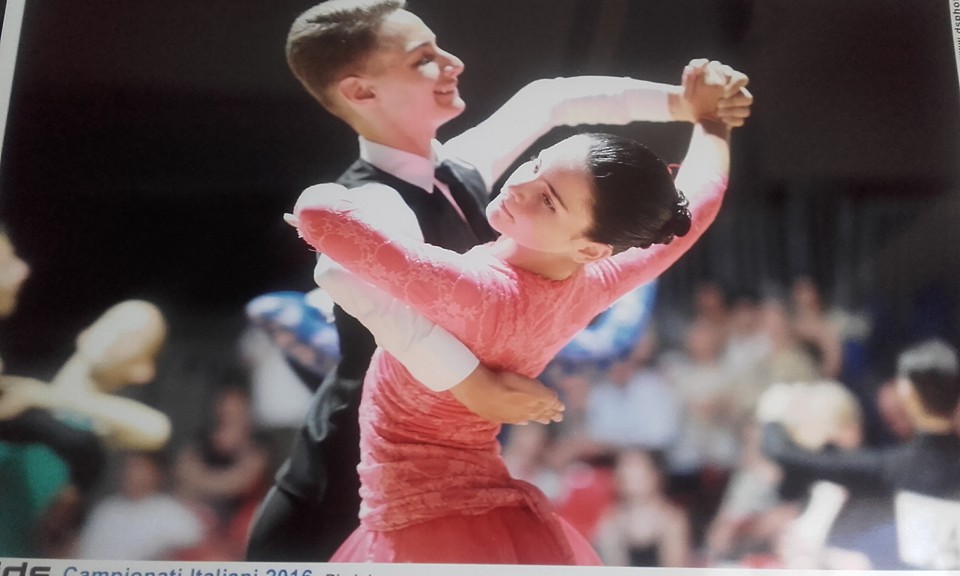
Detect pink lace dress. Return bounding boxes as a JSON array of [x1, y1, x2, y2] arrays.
[[295, 171, 725, 564]]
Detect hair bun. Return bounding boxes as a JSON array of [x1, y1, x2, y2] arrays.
[[654, 190, 691, 246]]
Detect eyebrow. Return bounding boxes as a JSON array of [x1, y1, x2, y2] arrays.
[[406, 37, 435, 55], [537, 156, 568, 212]]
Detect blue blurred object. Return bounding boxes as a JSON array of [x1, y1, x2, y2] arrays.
[[245, 291, 341, 378], [552, 281, 657, 370]]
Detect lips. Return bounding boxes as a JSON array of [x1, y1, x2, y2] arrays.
[[499, 196, 515, 220], [435, 83, 458, 96]]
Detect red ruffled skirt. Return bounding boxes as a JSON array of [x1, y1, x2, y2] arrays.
[[331, 505, 601, 565]]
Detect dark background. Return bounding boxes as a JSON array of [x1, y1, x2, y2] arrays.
[[0, 0, 958, 393]]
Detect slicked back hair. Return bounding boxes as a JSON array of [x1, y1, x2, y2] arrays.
[[286, 0, 406, 113]]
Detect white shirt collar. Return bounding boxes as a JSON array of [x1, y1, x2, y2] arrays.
[[358, 136, 445, 194]]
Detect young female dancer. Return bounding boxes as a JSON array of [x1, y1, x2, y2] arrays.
[[287, 112, 733, 564]]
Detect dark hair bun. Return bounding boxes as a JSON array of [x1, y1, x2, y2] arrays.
[[654, 190, 691, 246]]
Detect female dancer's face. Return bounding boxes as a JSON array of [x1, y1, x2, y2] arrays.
[[486, 135, 602, 257]]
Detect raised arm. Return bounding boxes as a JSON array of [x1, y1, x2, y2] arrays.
[[597, 118, 731, 293], [761, 422, 889, 492], [0, 376, 171, 451], [444, 59, 750, 189]]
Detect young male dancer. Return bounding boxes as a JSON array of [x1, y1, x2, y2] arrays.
[[246, 0, 752, 561]]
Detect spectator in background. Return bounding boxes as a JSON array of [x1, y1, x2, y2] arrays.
[[730, 297, 818, 421], [501, 423, 561, 502], [704, 419, 798, 567], [693, 280, 732, 343], [80, 450, 204, 560], [237, 326, 312, 460], [664, 319, 737, 539], [721, 291, 772, 413], [175, 385, 269, 559], [790, 277, 844, 380], [585, 334, 681, 452], [594, 448, 692, 567]]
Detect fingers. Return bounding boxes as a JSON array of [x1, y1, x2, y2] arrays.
[[703, 60, 728, 87], [682, 57, 753, 127], [522, 397, 565, 425], [719, 88, 753, 109], [717, 87, 753, 127], [723, 70, 750, 98]]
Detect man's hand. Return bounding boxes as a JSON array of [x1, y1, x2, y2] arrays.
[[449, 365, 564, 425], [676, 58, 753, 127]]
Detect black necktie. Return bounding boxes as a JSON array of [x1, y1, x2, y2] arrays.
[[434, 160, 497, 242]]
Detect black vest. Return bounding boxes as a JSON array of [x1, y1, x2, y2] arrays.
[[331, 159, 497, 379]]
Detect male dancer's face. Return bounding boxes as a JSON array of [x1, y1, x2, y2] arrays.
[[0, 233, 30, 318], [360, 9, 465, 136]]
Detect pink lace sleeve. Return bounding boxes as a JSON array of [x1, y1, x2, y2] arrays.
[[590, 122, 730, 298], [294, 185, 495, 334]]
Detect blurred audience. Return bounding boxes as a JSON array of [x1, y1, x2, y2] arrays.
[[79, 451, 203, 560], [174, 385, 270, 559], [702, 420, 797, 566], [692, 281, 732, 343], [502, 423, 562, 501], [584, 334, 681, 452], [662, 319, 737, 542], [729, 297, 819, 420], [790, 277, 845, 380], [594, 448, 692, 567]]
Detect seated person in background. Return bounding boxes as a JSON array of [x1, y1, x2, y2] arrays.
[[501, 423, 562, 502], [789, 277, 844, 380], [175, 385, 270, 559], [80, 450, 204, 560], [664, 318, 737, 524], [585, 334, 682, 453], [703, 419, 797, 567], [594, 448, 692, 567], [761, 339, 960, 570]]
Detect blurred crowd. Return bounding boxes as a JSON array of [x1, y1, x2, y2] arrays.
[[501, 279, 958, 569], [2, 223, 959, 568]]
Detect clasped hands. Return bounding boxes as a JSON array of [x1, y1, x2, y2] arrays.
[[677, 58, 753, 128]]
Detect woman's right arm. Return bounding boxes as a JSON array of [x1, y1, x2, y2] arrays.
[[599, 120, 731, 295], [291, 182, 496, 349]]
